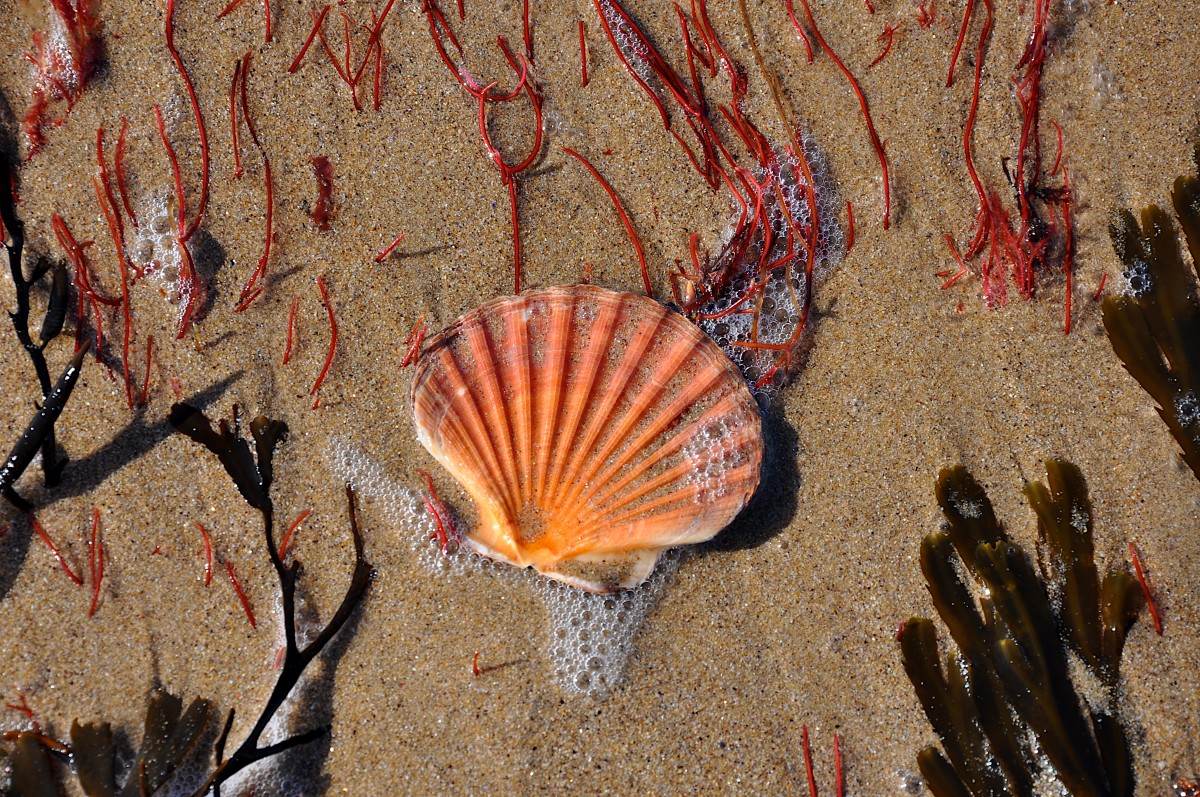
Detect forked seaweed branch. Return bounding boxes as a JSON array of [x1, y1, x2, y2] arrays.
[[0, 154, 83, 509], [900, 461, 1141, 797], [0, 406, 373, 795], [1103, 144, 1200, 482], [168, 403, 374, 796]]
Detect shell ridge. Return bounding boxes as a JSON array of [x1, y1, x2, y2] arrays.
[[425, 347, 520, 520], [542, 294, 622, 514], [533, 293, 574, 504], [463, 318, 523, 516], [502, 298, 534, 508], [555, 324, 705, 512], [549, 298, 669, 513], [575, 370, 733, 511], [602, 460, 759, 545]]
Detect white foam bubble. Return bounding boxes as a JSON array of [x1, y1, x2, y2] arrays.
[[327, 440, 678, 696]]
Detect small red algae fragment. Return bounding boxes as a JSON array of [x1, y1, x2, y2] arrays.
[[4, 693, 39, 731], [869, 23, 898, 68], [400, 316, 427, 368], [374, 231, 407, 262], [278, 509, 311, 558], [472, 651, 481, 677], [417, 468, 456, 552], [1092, 273, 1108, 301], [31, 513, 84, 585], [310, 276, 338, 409], [579, 21, 588, 86], [226, 559, 257, 629], [1129, 542, 1164, 635], [845, 201, 855, 252], [916, 0, 936, 29], [310, 156, 335, 232], [196, 521, 214, 586]]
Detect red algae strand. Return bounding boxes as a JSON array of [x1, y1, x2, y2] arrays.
[[310, 156, 335, 232]]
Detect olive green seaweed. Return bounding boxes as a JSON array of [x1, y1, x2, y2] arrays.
[[1103, 144, 1200, 482], [900, 462, 1142, 797]]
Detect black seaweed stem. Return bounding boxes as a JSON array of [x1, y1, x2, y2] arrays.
[[169, 403, 373, 796], [0, 153, 80, 507]]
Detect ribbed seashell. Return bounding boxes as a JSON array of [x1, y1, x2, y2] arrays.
[[411, 285, 763, 593]]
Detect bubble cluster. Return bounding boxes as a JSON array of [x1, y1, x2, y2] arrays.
[[598, 0, 654, 85], [1118, 256, 1153, 298], [129, 193, 195, 316], [534, 550, 680, 696], [683, 416, 747, 502], [327, 440, 679, 695], [1175, 390, 1200, 432], [696, 136, 843, 400]]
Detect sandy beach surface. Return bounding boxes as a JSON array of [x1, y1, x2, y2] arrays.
[[1, 0, 1198, 793]]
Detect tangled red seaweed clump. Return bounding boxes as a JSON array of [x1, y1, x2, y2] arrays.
[[942, 0, 1075, 332], [21, 0, 103, 159], [592, 0, 842, 397]]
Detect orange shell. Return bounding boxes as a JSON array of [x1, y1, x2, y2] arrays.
[[411, 285, 763, 592]]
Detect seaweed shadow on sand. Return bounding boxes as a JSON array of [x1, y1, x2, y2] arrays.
[[0, 374, 241, 605], [899, 461, 1143, 797], [1104, 144, 1200, 483], [0, 404, 373, 795]]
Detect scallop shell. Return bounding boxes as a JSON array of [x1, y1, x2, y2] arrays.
[[411, 285, 763, 593]]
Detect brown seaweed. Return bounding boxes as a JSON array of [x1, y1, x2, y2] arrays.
[[1103, 145, 1200, 482], [0, 406, 372, 795], [0, 154, 85, 508], [169, 403, 373, 797], [900, 462, 1142, 797]]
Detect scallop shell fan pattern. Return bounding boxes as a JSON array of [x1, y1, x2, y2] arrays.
[[411, 285, 763, 593]]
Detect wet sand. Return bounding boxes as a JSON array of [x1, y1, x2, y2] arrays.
[[1, 0, 1198, 793]]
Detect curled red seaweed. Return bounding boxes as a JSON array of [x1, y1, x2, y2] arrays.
[[310, 276, 338, 409], [87, 508, 103, 617], [563, 146, 652, 298]]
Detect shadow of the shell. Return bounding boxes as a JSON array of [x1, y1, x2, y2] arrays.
[[704, 404, 800, 553]]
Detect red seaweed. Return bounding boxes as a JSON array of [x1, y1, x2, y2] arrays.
[[310, 156, 335, 232], [309, 276, 338, 409], [1129, 542, 1164, 635], [278, 509, 311, 558], [225, 559, 257, 629], [31, 513, 84, 585], [563, 146, 652, 298]]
